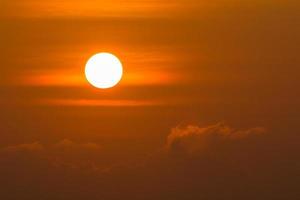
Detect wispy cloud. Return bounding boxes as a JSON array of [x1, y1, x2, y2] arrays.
[[3, 142, 44, 152], [36, 98, 165, 107], [1, 0, 185, 19]]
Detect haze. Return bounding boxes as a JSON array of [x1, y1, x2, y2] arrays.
[[0, 0, 299, 199]]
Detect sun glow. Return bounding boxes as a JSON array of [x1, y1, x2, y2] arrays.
[[85, 53, 123, 89]]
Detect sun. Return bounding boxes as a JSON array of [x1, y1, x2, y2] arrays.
[[85, 53, 123, 89]]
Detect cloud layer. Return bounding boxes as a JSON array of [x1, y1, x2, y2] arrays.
[[0, 123, 299, 200]]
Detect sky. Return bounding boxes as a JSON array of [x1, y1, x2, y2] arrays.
[[0, 0, 299, 199]]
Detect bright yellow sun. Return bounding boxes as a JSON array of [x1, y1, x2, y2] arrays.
[[85, 53, 123, 89]]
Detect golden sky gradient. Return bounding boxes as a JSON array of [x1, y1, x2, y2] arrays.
[[0, 0, 299, 199], [3, 0, 296, 19]]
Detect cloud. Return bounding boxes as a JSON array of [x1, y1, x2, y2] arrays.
[[1, 139, 102, 172], [3, 142, 44, 152], [54, 139, 101, 151], [166, 122, 266, 156]]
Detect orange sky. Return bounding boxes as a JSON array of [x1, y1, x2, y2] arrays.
[[0, 0, 299, 199]]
